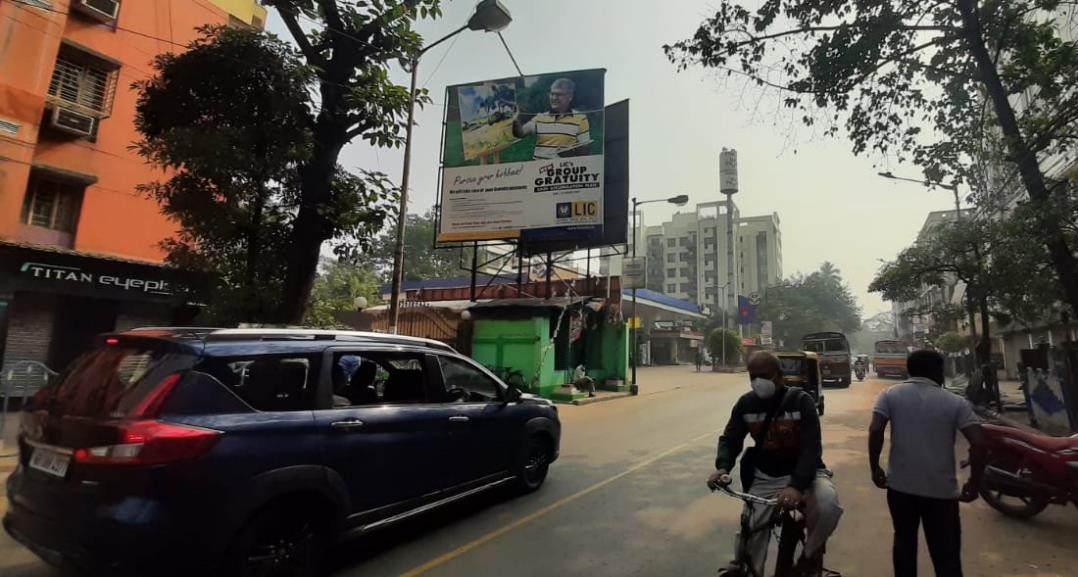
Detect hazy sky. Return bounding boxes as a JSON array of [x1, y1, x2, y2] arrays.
[[268, 0, 960, 317]]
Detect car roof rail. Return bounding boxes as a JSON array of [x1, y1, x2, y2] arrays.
[[205, 328, 457, 352]]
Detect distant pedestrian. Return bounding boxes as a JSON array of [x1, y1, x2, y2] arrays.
[[868, 350, 985, 577], [695, 348, 703, 372]]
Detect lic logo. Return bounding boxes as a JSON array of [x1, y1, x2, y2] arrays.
[[556, 202, 572, 218]]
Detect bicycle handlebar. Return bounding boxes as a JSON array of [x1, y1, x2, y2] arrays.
[[711, 475, 779, 507]]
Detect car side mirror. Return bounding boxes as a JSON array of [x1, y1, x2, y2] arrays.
[[505, 385, 523, 403]]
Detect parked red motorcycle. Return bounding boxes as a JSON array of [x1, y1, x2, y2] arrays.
[[974, 423, 1078, 519]]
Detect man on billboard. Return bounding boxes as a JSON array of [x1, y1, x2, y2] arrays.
[[513, 78, 592, 160]]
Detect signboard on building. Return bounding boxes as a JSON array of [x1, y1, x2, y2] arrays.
[[438, 69, 606, 243], [760, 320, 773, 345], [622, 256, 646, 289]]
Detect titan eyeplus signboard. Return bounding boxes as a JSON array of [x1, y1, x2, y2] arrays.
[[437, 69, 605, 243]]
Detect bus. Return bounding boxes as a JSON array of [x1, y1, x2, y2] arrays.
[[873, 340, 909, 379], [801, 332, 851, 386]]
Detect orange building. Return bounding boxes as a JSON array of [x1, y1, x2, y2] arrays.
[[0, 0, 265, 380]]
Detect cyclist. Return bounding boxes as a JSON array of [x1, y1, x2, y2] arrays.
[[707, 351, 843, 575]]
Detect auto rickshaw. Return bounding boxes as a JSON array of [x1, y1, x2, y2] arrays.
[[776, 351, 825, 415]]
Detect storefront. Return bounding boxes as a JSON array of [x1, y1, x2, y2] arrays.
[[0, 240, 201, 391]]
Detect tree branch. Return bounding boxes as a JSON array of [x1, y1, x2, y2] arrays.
[[276, 8, 326, 67], [721, 22, 958, 50]]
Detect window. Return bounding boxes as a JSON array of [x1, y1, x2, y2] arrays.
[[667, 284, 676, 292], [195, 354, 320, 412], [438, 356, 501, 402], [680, 283, 690, 292], [328, 352, 428, 406], [667, 268, 677, 277], [49, 57, 113, 114], [21, 175, 83, 232], [667, 238, 676, 247], [680, 253, 690, 262], [681, 267, 690, 276], [679, 237, 689, 246]]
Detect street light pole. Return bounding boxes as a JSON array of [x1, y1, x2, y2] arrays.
[[387, 0, 512, 334], [629, 194, 689, 394]]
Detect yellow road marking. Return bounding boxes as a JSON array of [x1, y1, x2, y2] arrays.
[[397, 431, 714, 577]]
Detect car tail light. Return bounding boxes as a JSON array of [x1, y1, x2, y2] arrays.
[[73, 420, 221, 466]]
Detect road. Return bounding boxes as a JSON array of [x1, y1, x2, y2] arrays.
[[2, 368, 1077, 576]]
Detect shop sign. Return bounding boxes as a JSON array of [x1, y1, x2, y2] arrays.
[[20, 262, 173, 296]]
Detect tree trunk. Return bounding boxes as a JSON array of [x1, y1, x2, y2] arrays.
[[958, 0, 1078, 316], [276, 151, 338, 324], [274, 51, 351, 325]]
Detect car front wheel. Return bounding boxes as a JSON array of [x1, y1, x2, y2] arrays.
[[515, 435, 553, 493]]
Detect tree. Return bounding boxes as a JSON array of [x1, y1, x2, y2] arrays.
[[305, 259, 381, 327], [756, 263, 863, 348], [261, 0, 442, 322], [708, 328, 744, 366], [869, 210, 1058, 364], [935, 331, 972, 353], [665, 0, 1078, 318], [133, 26, 397, 324], [370, 208, 460, 281]]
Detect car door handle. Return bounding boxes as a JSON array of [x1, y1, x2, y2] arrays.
[[448, 416, 470, 423], [330, 419, 365, 431]]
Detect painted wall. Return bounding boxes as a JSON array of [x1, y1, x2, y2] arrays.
[[0, 0, 263, 262]]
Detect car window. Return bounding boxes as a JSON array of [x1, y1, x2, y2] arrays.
[[438, 356, 501, 403], [196, 355, 319, 412], [32, 343, 197, 418], [328, 351, 428, 407]]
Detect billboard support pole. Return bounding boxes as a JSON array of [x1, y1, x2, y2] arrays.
[[545, 251, 553, 299], [470, 242, 479, 302]]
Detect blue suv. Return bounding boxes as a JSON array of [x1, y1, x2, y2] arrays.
[[3, 328, 560, 576]]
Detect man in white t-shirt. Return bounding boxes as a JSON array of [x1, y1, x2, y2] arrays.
[[868, 350, 984, 577]]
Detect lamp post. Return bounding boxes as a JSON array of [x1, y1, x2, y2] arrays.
[[715, 281, 730, 367], [630, 194, 689, 394], [388, 0, 512, 334], [877, 171, 962, 222]]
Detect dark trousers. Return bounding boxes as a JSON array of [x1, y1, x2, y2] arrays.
[[887, 489, 963, 577]]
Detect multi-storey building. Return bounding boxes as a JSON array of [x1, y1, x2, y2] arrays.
[[737, 213, 782, 300], [0, 0, 266, 378], [636, 200, 782, 316]]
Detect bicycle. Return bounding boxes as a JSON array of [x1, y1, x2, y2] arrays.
[[711, 475, 834, 577]]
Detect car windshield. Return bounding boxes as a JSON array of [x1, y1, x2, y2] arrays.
[[779, 358, 803, 376], [875, 342, 906, 354]]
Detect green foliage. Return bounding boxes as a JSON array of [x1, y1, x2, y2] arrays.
[[870, 210, 1060, 328], [756, 262, 863, 349], [252, 1, 442, 321], [370, 208, 461, 282], [707, 328, 743, 366], [665, 0, 1078, 316], [934, 331, 970, 353], [305, 259, 381, 328], [133, 26, 397, 324]]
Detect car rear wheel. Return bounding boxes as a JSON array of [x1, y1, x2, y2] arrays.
[[222, 503, 325, 577], [515, 435, 553, 493]]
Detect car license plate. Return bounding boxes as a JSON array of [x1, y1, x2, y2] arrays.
[[29, 448, 70, 478]]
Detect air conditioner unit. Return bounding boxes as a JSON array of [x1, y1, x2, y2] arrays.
[[50, 107, 96, 138], [73, 0, 120, 22]]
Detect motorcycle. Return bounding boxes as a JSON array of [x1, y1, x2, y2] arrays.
[[971, 423, 1078, 519], [853, 364, 866, 382]]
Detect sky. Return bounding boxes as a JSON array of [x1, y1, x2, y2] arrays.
[[267, 0, 960, 317]]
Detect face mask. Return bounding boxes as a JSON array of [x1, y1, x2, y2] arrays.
[[751, 377, 777, 400]]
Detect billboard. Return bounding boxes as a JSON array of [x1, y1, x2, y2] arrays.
[[438, 69, 606, 243]]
